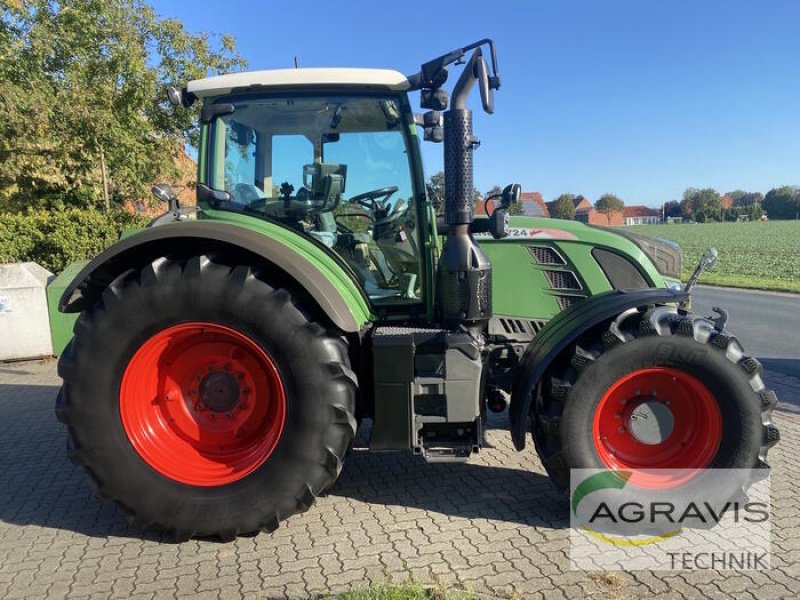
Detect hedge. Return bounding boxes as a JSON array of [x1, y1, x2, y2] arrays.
[[0, 208, 149, 273]]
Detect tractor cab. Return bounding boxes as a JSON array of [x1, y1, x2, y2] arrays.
[[187, 72, 428, 304]]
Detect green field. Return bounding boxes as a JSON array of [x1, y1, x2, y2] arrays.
[[627, 221, 800, 293]]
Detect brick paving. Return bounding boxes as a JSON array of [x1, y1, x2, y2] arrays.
[[0, 359, 798, 599]]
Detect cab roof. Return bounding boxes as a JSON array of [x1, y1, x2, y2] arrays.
[[187, 68, 410, 97]]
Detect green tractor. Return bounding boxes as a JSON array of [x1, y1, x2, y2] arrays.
[[49, 40, 779, 540]]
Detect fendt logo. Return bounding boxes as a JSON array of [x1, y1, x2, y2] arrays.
[[569, 469, 772, 570]]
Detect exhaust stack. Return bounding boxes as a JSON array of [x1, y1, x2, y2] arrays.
[[437, 50, 493, 329]]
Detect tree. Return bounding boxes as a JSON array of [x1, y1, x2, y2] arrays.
[[663, 200, 681, 218], [426, 171, 446, 214], [550, 193, 576, 220], [726, 190, 763, 209], [425, 171, 480, 216], [763, 186, 800, 220], [0, 0, 246, 212], [594, 193, 625, 224], [682, 188, 722, 222]]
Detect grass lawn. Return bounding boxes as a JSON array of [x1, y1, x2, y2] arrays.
[[627, 220, 800, 293]]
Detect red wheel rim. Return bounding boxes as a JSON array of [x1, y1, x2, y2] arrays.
[[120, 322, 286, 486], [593, 367, 722, 488]]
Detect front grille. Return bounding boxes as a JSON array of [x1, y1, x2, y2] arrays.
[[544, 269, 582, 290], [528, 246, 566, 265]]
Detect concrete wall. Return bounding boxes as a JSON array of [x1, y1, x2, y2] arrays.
[[0, 263, 54, 361]]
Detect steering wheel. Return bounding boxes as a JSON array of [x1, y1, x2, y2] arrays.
[[348, 186, 399, 211]]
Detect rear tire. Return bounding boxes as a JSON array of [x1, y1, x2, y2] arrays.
[[533, 307, 779, 491], [56, 255, 357, 540]]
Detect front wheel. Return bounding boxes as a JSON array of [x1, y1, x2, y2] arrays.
[[534, 307, 779, 491], [57, 255, 357, 540]]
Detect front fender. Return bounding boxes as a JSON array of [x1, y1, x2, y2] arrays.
[[59, 220, 372, 333], [509, 287, 688, 450]]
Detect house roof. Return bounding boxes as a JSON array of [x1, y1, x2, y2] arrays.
[[623, 205, 661, 218], [519, 192, 549, 217]]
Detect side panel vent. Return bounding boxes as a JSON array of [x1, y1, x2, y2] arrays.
[[487, 317, 547, 341], [556, 295, 586, 310], [544, 269, 582, 290], [528, 246, 566, 265], [498, 318, 544, 336]]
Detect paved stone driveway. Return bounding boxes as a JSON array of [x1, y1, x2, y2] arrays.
[[1, 360, 798, 599]]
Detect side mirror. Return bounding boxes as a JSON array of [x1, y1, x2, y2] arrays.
[[475, 56, 494, 115], [167, 86, 182, 107], [151, 183, 178, 208], [701, 246, 718, 270], [501, 183, 521, 207], [151, 183, 173, 203]]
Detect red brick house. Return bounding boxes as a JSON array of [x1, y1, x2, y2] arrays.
[[476, 191, 551, 217], [545, 195, 623, 225], [518, 192, 549, 217]]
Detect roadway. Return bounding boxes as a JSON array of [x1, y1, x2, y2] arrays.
[[691, 285, 800, 378]]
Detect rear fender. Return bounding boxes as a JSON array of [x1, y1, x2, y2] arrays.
[[58, 221, 372, 333], [509, 288, 688, 450]]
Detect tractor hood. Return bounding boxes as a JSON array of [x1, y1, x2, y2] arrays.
[[590, 224, 682, 281]]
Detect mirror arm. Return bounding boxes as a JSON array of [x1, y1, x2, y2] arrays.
[[406, 39, 500, 91]]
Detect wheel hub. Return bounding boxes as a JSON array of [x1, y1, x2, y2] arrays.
[[199, 371, 240, 413], [592, 367, 723, 486], [627, 399, 674, 445], [120, 322, 286, 486]]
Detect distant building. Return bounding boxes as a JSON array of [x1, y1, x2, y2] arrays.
[[477, 191, 551, 217], [518, 192, 549, 217], [623, 205, 662, 225], [544, 195, 623, 225]]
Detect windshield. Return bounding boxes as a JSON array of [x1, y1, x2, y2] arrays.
[[207, 94, 422, 305]]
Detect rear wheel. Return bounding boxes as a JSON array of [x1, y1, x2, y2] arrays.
[[534, 307, 779, 491], [57, 255, 357, 540]]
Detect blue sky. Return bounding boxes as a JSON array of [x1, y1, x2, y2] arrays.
[[151, 0, 800, 206]]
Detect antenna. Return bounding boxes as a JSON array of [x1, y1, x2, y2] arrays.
[[294, 56, 300, 69]]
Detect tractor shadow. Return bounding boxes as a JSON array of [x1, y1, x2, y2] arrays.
[[327, 416, 569, 530], [0, 382, 568, 540], [0, 383, 167, 542]]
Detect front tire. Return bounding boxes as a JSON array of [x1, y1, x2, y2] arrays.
[[533, 307, 779, 491], [57, 255, 357, 540]]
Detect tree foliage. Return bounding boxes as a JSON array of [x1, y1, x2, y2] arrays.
[[550, 193, 576, 220], [681, 187, 722, 222], [763, 186, 800, 220], [726, 190, 763, 208], [425, 171, 480, 216], [663, 200, 681, 218], [595, 193, 625, 213], [0, 0, 246, 212]]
